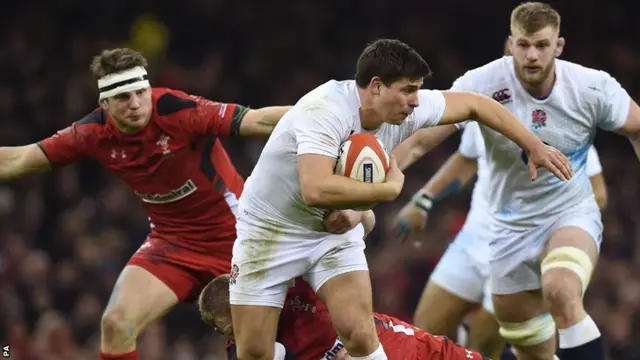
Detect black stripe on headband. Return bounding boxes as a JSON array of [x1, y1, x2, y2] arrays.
[[99, 74, 149, 93]]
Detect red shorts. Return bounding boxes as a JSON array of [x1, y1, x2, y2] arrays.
[[127, 235, 233, 302]]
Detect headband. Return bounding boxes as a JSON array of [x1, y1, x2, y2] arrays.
[[97, 66, 150, 99]]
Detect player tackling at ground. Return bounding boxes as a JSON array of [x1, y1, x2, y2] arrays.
[[229, 38, 572, 360], [0, 48, 290, 360], [200, 274, 488, 360], [394, 122, 607, 359], [396, 3, 640, 360]]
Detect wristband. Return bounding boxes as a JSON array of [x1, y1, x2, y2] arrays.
[[411, 190, 434, 215]]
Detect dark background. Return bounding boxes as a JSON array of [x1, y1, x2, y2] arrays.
[[1, 1, 639, 359]]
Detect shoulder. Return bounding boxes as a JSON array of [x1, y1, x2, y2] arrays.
[[453, 57, 513, 93], [77, 108, 107, 126], [152, 87, 198, 116], [555, 60, 620, 106], [556, 60, 613, 94], [296, 80, 356, 118], [72, 109, 107, 143]]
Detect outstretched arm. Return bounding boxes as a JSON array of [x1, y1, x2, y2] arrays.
[[0, 144, 52, 180], [182, 92, 291, 137], [392, 125, 458, 171], [0, 121, 87, 180], [238, 106, 292, 136]]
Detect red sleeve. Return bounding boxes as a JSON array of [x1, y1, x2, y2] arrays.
[[187, 96, 250, 136], [37, 123, 86, 166]]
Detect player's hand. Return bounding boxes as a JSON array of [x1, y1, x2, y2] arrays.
[[526, 143, 572, 181], [383, 155, 405, 199], [324, 210, 363, 234], [394, 203, 429, 243]]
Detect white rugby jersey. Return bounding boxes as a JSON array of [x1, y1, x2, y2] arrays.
[[451, 56, 627, 228], [239, 80, 446, 233], [459, 122, 604, 235]]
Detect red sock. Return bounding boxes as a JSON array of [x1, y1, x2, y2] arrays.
[[100, 350, 137, 360]]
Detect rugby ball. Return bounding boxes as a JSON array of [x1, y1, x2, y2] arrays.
[[335, 133, 389, 184]]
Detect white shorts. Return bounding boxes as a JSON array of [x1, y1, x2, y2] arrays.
[[430, 227, 494, 314], [229, 211, 369, 307], [490, 205, 602, 295]]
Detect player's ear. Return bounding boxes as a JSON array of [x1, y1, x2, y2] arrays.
[[554, 37, 565, 57], [99, 99, 108, 111], [370, 77, 382, 96], [507, 36, 515, 56]]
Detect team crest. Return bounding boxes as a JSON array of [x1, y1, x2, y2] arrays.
[[229, 264, 239, 285], [156, 134, 172, 156], [531, 109, 547, 129]]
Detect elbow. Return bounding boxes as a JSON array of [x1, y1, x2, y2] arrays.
[[300, 181, 325, 207]]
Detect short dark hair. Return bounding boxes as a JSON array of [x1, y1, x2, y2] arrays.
[[198, 274, 230, 328], [90, 48, 148, 79], [354, 39, 432, 88]]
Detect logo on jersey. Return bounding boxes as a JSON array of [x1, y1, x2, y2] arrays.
[[135, 179, 197, 203], [322, 337, 344, 360], [156, 134, 172, 156], [492, 88, 512, 103], [229, 264, 239, 285], [110, 149, 127, 160], [531, 109, 547, 129]]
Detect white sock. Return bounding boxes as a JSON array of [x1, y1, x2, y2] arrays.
[[350, 343, 387, 360], [558, 315, 601, 349]]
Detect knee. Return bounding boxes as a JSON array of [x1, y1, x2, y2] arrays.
[[541, 247, 593, 313], [541, 271, 581, 309], [101, 308, 136, 342]]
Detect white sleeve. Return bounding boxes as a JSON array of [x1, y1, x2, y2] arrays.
[[586, 145, 603, 177], [458, 122, 483, 159], [596, 71, 631, 131], [449, 71, 477, 130], [412, 90, 446, 129], [294, 106, 349, 158]]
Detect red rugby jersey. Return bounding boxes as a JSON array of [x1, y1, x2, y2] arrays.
[[38, 88, 247, 249]]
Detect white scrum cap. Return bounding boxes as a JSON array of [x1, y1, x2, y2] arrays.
[[97, 66, 150, 99]]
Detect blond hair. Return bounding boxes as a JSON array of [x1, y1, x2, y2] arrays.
[[510, 2, 561, 35]]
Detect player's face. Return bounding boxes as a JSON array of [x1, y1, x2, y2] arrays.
[[102, 87, 153, 133], [509, 26, 563, 87], [374, 77, 422, 125]]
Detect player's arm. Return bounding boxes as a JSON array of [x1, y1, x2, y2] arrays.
[[0, 123, 85, 180], [589, 173, 607, 210], [391, 125, 458, 171], [438, 91, 540, 154], [296, 109, 402, 209], [0, 144, 52, 180], [610, 99, 640, 160], [586, 146, 607, 209], [237, 106, 292, 136], [413, 151, 478, 208], [187, 95, 291, 137]]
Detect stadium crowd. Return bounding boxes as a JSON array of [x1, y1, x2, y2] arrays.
[[0, 1, 639, 359]]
